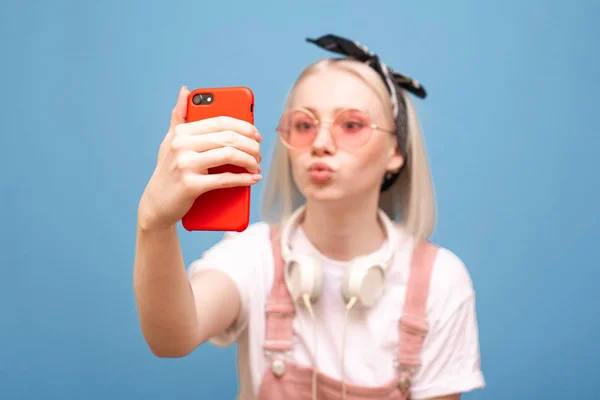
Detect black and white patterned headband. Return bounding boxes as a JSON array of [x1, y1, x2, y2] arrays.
[[306, 34, 427, 191]]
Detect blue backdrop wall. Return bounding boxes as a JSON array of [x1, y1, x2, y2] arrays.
[[2, 0, 599, 398]]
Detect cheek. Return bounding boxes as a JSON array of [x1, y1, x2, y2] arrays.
[[288, 150, 305, 170], [350, 144, 389, 175], [287, 150, 308, 181], [360, 146, 384, 166]]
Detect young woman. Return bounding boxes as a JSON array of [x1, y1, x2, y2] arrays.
[[134, 34, 485, 400]]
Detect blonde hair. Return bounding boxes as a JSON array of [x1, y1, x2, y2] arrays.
[[260, 58, 436, 240]]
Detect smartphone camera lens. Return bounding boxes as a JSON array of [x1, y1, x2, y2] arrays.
[[192, 94, 204, 105]]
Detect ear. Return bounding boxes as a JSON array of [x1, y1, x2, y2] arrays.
[[386, 141, 404, 172]]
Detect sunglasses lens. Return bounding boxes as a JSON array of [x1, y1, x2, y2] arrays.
[[333, 109, 373, 148], [278, 109, 317, 148]]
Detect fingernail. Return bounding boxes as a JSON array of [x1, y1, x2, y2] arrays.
[[252, 174, 263, 181], [255, 131, 262, 142]]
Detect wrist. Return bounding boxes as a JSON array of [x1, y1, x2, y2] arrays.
[[137, 199, 176, 234]]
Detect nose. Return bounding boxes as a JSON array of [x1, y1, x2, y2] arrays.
[[311, 121, 336, 155]]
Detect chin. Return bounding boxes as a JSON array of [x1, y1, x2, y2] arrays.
[[297, 178, 366, 204], [302, 186, 347, 202]]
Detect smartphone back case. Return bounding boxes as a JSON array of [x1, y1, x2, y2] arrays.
[[181, 86, 254, 232]]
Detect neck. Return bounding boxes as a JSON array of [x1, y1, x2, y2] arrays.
[[300, 193, 387, 262]]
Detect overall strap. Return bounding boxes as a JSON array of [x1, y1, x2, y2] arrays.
[[263, 225, 296, 353], [397, 240, 439, 393]]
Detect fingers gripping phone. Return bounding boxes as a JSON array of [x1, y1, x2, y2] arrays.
[[181, 86, 255, 232]]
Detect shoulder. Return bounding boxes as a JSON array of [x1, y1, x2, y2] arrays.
[[430, 246, 475, 300], [187, 221, 274, 277], [427, 245, 476, 323], [396, 227, 475, 306], [394, 225, 476, 324]]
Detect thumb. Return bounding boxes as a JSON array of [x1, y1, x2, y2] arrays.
[[169, 85, 190, 132]]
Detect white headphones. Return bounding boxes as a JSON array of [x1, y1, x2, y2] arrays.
[[279, 205, 398, 308]]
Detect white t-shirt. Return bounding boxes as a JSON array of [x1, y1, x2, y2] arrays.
[[188, 221, 485, 399]]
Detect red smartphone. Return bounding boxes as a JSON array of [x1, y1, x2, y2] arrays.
[[181, 86, 255, 232]]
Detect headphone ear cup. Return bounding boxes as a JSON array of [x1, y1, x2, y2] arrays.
[[342, 256, 386, 307], [284, 254, 324, 303]]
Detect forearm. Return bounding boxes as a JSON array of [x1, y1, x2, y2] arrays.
[[133, 221, 199, 357]]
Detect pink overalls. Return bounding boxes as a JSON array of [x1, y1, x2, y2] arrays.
[[256, 226, 439, 400]]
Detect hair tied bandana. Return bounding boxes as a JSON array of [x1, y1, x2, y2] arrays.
[[306, 34, 427, 120]]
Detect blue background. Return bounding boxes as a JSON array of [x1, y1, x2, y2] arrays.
[[2, 0, 598, 398]]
